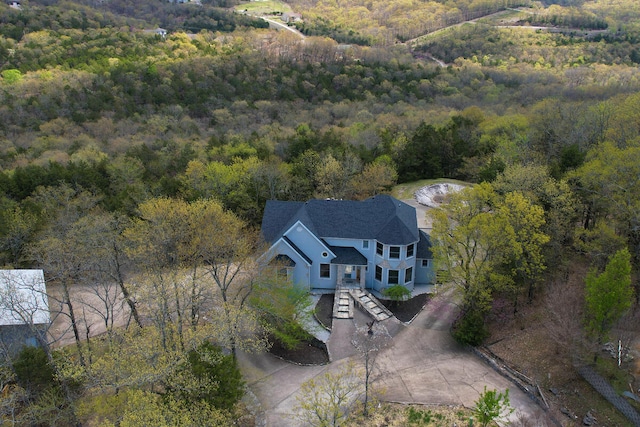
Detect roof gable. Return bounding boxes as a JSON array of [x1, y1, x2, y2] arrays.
[[281, 236, 313, 265], [261, 195, 419, 245], [262, 200, 304, 243]]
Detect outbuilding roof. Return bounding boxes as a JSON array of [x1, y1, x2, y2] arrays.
[[0, 270, 49, 326], [262, 195, 419, 246]]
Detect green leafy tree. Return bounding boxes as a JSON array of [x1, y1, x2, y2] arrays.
[[174, 342, 244, 412], [574, 222, 627, 270], [430, 183, 517, 315], [294, 362, 363, 427], [381, 284, 411, 305], [0, 200, 39, 266], [499, 191, 549, 309], [87, 389, 231, 427], [1, 69, 22, 84], [12, 347, 55, 395], [125, 197, 264, 355], [250, 266, 315, 350], [585, 248, 634, 349], [452, 309, 489, 346], [473, 386, 514, 427], [431, 183, 549, 344], [573, 142, 640, 267], [348, 157, 398, 200], [494, 164, 577, 262]]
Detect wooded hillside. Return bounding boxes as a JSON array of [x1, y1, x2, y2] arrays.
[[1, 0, 640, 424]]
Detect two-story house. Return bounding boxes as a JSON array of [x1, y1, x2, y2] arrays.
[[261, 195, 434, 295]]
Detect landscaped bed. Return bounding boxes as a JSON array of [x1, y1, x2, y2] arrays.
[[269, 292, 429, 365], [381, 293, 429, 323], [315, 292, 429, 327], [315, 294, 334, 330], [267, 333, 330, 365]]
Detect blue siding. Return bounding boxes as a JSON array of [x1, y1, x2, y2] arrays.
[[269, 240, 311, 290], [283, 222, 337, 289], [323, 237, 374, 285], [415, 258, 435, 285]]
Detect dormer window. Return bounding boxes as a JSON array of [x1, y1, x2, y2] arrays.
[[363, 240, 369, 249], [389, 246, 400, 259]]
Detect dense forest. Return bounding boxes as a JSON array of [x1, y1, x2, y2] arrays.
[[1, 0, 640, 424]]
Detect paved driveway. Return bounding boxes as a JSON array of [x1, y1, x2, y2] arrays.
[[238, 292, 551, 426]]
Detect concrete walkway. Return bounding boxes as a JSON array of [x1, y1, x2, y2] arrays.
[[238, 293, 552, 426]]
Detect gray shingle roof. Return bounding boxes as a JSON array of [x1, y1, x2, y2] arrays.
[[416, 230, 433, 259], [261, 201, 304, 243], [329, 246, 367, 265], [262, 195, 419, 245], [282, 236, 313, 265]]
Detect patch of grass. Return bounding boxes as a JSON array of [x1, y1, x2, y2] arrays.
[[391, 178, 470, 200], [234, 0, 292, 15], [476, 8, 530, 25], [344, 403, 472, 426], [595, 356, 640, 411]]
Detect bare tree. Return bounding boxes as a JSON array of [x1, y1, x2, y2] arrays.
[[351, 320, 391, 417], [544, 274, 590, 363], [27, 185, 103, 366]]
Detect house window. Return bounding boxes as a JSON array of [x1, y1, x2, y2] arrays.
[[278, 267, 292, 278], [422, 259, 430, 267], [388, 270, 399, 284], [322, 251, 328, 258], [376, 242, 383, 256], [405, 267, 413, 283], [363, 240, 369, 249], [389, 246, 400, 259], [320, 264, 330, 278], [375, 265, 382, 281], [406, 244, 414, 258]]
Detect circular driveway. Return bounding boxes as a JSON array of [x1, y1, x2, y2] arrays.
[[238, 292, 551, 426]]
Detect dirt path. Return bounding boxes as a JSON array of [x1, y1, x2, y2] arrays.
[[261, 17, 305, 39], [46, 282, 131, 348]]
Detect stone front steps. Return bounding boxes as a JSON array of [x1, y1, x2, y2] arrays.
[[331, 288, 393, 322], [348, 289, 393, 322], [332, 289, 354, 319]]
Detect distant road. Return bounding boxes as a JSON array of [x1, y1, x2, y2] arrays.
[[261, 17, 306, 39], [405, 8, 604, 67], [256, 8, 602, 66]]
